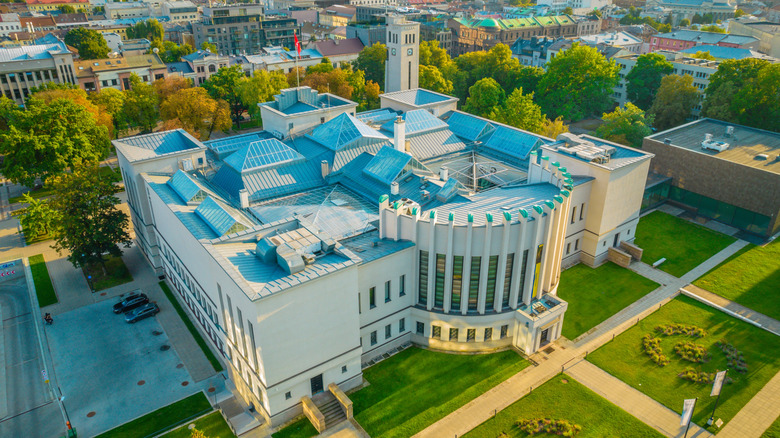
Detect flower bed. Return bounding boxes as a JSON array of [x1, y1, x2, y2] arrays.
[[655, 324, 707, 338], [642, 334, 670, 366], [716, 340, 748, 373], [674, 341, 711, 363], [515, 418, 582, 437], [677, 367, 734, 385]]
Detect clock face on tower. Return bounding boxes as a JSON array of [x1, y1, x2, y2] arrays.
[[407, 48, 413, 56], [392, 48, 396, 56]]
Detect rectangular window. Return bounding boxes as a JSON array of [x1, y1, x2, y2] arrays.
[[399, 318, 406, 332], [571, 206, 577, 224], [432, 325, 441, 339], [434, 254, 446, 308], [385, 324, 391, 339], [399, 275, 406, 296], [416, 321, 424, 335], [517, 250, 529, 303], [484, 327, 493, 341], [385, 280, 391, 302], [450, 255, 463, 313], [566, 243, 571, 254], [418, 250, 429, 306], [485, 255, 499, 311], [342, 365, 347, 373], [285, 391, 291, 400], [468, 256, 481, 312], [370, 331, 377, 345], [575, 239, 579, 251], [502, 254, 513, 309], [467, 328, 476, 342], [369, 287, 376, 308], [449, 328, 459, 341], [500, 325, 508, 339], [580, 203, 585, 220], [358, 293, 361, 314]]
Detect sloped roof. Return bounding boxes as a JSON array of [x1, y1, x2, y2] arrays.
[[194, 196, 245, 236], [381, 109, 449, 136], [224, 138, 304, 173], [313, 38, 364, 56], [167, 170, 203, 203], [204, 131, 275, 157], [114, 129, 203, 162], [309, 113, 387, 150], [482, 125, 545, 160], [380, 88, 458, 107], [363, 146, 411, 185], [445, 111, 496, 142]]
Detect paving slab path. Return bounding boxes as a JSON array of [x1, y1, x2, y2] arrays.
[[682, 284, 780, 336], [719, 369, 780, 438]]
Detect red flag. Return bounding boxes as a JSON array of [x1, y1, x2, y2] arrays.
[[294, 31, 301, 56]]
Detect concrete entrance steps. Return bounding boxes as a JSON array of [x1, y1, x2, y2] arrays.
[[219, 395, 264, 436], [317, 395, 347, 429]]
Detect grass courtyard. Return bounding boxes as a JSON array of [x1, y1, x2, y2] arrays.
[[163, 411, 234, 438], [272, 347, 529, 438], [464, 375, 662, 438], [634, 211, 736, 278], [95, 392, 213, 438], [29, 254, 57, 307], [83, 255, 133, 291], [557, 262, 659, 340], [588, 296, 780, 432], [694, 240, 780, 321]]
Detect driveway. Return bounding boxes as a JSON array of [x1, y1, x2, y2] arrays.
[[46, 295, 209, 438]]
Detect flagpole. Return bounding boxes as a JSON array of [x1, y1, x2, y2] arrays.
[[294, 30, 300, 89], [683, 398, 697, 438], [708, 370, 727, 426]]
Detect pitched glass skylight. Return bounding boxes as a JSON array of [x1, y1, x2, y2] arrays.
[[380, 109, 448, 136], [167, 170, 205, 203], [446, 112, 495, 141], [363, 146, 411, 185], [483, 125, 545, 159], [224, 138, 303, 173], [204, 132, 268, 157], [194, 196, 247, 237], [308, 113, 387, 150]]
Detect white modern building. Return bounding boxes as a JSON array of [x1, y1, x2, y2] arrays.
[[114, 81, 653, 431]]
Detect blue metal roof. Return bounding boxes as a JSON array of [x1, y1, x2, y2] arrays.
[[381, 88, 458, 106], [167, 170, 202, 203], [204, 132, 275, 157], [224, 138, 304, 173], [407, 129, 469, 161], [363, 146, 410, 185], [308, 113, 387, 150], [482, 125, 545, 160], [194, 196, 241, 236], [381, 109, 449, 136], [117, 130, 201, 156], [678, 44, 754, 60], [356, 108, 399, 125], [446, 112, 496, 142], [332, 140, 389, 172], [211, 157, 323, 202]]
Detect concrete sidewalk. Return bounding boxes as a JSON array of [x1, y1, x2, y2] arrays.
[[682, 284, 780, 336], [567, 360, 712, 438], [719, 369, 780, 438]]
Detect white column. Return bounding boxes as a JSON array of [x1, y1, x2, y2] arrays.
[[537, 202, 556, 298], [443, 214, 454, 313], [426, 211, 436, 311], [494, 213, 511, 313], [461, 216, 473, 315], [552, 191, 572, 288], [523, 206, 545, 306], [477, 214, 492, 314], [509, 209, 528, 309]]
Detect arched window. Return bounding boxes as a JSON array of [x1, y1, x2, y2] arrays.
[[208, 64, 216, 73]]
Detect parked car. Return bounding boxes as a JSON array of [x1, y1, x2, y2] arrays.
[[125, 303, 160, 323], [112, 292, 149, 314]]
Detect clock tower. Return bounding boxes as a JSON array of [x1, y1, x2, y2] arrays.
[[384, 15, 420, 93]]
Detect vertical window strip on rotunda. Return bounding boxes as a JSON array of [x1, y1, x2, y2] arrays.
[[418, 250, 429, 306]]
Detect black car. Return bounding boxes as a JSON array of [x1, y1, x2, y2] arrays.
[[125, 303, 160, 323], [112, 293, 149, 314]]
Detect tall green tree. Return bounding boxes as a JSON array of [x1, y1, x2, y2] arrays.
[[58, 4, 75, 13], [536, 42, 619, 121], [160, 88, 231, 140], [625, 53, 674, 110], [596, 103, 653, 148], [648, 74, 701, 131], [419, 40, 454, 73], [729, 64, 780, 132], [516, 66, 545, 95], [489, 87, 545, 134], [702, 58, 774, 125], [203, 65, 247, 128], [151, 40, 195, 63], [123, 73, 159, 133], [700, 25, 725, 33], [89, 88, 127, 136], [238, 69, 288, 120], [64, 28, 110, 60], [48, 165, 132, 272], [451, 44, 522, 103], [0, 99, 109, 186], [419, 65, 453, 95], [19, 194, 59, 238], [126, 19, 164, 41], [463, 78, 505, 118], [355, 43, 387, 90]]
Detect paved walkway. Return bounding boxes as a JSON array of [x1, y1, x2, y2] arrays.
[[414, 240, 752, 438], [567, 360, 712, 438], [719, 370, 780, 438], [682, 284, 780, 336]]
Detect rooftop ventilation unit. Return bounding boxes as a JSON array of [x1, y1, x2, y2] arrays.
[[701, 139, 729, 152]]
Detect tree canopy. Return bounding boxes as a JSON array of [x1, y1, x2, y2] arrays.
[[48, 165, 132, 270], [648, 74, 700, 131], [126, 19, 164, 41], [354, 43, 386, 90], [89, 87, 127, 135], [238, 69, 288, 120], [64, 28, 110, 60], [625, 53, 674, 110], [596, 103, 653, 148], [536, 42, 619, 121], [19, 194, 59, 238], [203, 65, 247, 128], [0, 97, 110, 186], [151, 40, 195, 63], [463, 78, 505, 118], [160, 88, 231, 140], [123, 73, 159, 133], [489, 87, 545, 134], [419, 65, 453, 95]]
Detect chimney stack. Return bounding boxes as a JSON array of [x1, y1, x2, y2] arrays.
[[394, 116, 406, 154], [239, 189, 249, 209], [321, 160, 330, 178]]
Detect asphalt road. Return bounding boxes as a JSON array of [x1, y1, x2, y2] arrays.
[[0, 270, 63, 438]]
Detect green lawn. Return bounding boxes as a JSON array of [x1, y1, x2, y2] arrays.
[[9, 186, 55, 204], [694, 240, 780, 321], [95, 392, 212, 438], [29, 254, 57, 307], [98, 165, 123, 183], [352, 347, 530, 438], [272, 417, 318, 438], [634, 211, 736, 278], [84, 255, 133, 291], [558, 262, 659, 340], [763, 414, 780, 437], [163, 411, 234, 438], [159, 281, 224, 373], [588, 296, 780, 433], [464, 375, 662, 438]]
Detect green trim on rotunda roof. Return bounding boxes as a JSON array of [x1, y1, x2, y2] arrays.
[[519, 208, 528, 218], [554, 195, 563, 203], [503, 211, 511, 221], [468, 213, 474, 223], [379, 194, 389, 203], [533, 205, 543, 214]]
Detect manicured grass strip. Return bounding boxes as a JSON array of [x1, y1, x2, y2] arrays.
[[694, 240, 780, 321], [9, 186, 55, 204], [163, 411, 235, 438], [352, 347, 529, 438], [588, 296, 780, 433], [635, 211, 736, 278], [558, 262, 659, 340], [84, 255, 133, 291], [98, 165, 123, 183], [272, 418, 317, 438], [465, 375, 663, 438], [159, 281, 223, 372], [29, 254, 57, 307], [762, 414, 780, 438], [95, 392, 212, 438]]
